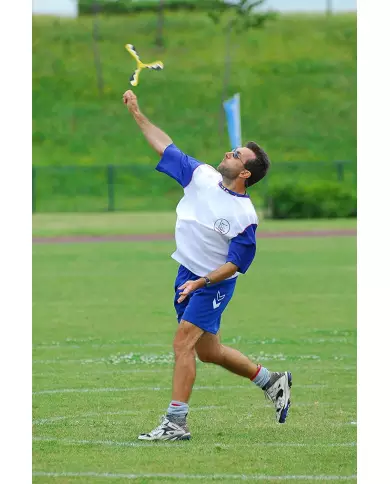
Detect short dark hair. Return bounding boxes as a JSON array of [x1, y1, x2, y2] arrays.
[[244, 141, 271, 188]]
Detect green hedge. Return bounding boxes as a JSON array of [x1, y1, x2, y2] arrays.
[[268, 181, 357, 219], [79, 0, 232, 15]]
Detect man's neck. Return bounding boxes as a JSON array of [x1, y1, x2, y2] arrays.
[[221, 177, 246, 195]]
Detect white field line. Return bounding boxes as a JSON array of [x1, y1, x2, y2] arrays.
[[33, 402, 355, 426], [32, 366, 356, 377], [33, 358, 106, 364], [32, 367, 356, 377], [32, 471, 357, 481], [32, 436, 357, 450], [33, 407, 223, 425], [33, 410, 138, 425], [33, 343, 171, 350], [34, 334, 356, 343], [33, 337, 355, 350], [32, 383, 352, 396], [32, 357, 355, 365], [32, 368, 173, 377]]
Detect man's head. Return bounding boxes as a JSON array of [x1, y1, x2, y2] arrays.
[[217, 141, 270, 188]]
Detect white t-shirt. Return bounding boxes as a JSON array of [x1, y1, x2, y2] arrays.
[[156, 144, 258, 277]]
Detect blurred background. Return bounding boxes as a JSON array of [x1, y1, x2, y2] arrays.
[[32, 0, 357, 218]]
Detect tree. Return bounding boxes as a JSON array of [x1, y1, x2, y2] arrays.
[[208, 1, 276, 141], [154, 0, 230, 49], [156, 0, 165, 48], [92, 0, 104, 95]]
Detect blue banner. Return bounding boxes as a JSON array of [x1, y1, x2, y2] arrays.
[[223, 93, 242, 150]]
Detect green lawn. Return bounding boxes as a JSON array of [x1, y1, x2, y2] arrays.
[[33, 219, 356, 482], [33, 12, 356, 166], [33, 11, 356, 214]]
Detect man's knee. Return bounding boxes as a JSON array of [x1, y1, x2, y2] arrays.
[[173, 338, 195, 358], [173, 320, 203, 357]]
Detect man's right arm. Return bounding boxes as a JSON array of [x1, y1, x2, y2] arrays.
[[123, 90, 204, 187], [123, 89, 172, 156]]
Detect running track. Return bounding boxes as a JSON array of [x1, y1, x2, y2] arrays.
[[33, 229, 356, 245]]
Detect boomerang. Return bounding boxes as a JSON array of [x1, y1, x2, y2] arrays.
[[125, 44, 164, 86]]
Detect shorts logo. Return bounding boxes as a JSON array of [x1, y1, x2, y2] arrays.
[[214, 219, 230, 235], [213, 291, 225, 309]]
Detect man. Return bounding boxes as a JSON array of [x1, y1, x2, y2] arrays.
[[123, 90, 292, 441]]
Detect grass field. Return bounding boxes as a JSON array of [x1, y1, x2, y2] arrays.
[[33, 12, 356, 166], [33, 11, 356, 213], [32, 215, 356, 482]]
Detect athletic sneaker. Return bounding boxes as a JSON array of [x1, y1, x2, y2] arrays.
[[138, 415, 191, 441], [263, 371, 292, 423]]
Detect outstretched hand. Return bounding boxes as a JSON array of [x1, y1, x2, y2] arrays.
[[123, 90, 139, 114]]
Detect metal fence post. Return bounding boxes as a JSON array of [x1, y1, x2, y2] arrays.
[[262, 172, 269, 199], [32, 166, 36, 213], [261, 173, 269, 214], [336, 161, 344, 182], [107, 164, 115, 211]]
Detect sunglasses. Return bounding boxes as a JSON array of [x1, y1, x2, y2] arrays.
[[232, 148, 247, 168], [233, 148, 251, 187]]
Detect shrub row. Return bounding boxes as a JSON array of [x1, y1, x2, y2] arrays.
[[267, 181, 357, 219], [79, 0, 231, 15]]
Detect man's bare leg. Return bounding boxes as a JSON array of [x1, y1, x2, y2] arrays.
[[138, 320, 204, 441], [195, 332, 259, 378], [171, 320, 204, 402], [195, 332, 292, 424]]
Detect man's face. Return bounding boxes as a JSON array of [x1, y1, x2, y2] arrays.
[[217, 147, 255, 181]]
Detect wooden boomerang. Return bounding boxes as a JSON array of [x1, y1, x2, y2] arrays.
[[125, 44, 164, 87]]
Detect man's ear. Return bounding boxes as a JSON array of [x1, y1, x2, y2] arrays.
[[240, 169, 251, 181]]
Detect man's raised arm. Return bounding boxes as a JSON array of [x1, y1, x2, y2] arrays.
[[123, 90, 172, 156]]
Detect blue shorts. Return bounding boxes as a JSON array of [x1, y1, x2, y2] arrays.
[[174, 265, 237, 335]]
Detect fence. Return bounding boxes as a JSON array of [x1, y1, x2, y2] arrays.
[[32, 160, 356, 213]]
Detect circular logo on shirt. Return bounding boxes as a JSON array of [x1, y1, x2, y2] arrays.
[[214, 219, 230, 235]]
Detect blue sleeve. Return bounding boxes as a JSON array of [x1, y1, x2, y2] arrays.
[[155, 144, 202, 188], [226, 224, 257, 274]]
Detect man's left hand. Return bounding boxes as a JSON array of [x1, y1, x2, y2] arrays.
[[177, 279, 205, 303]]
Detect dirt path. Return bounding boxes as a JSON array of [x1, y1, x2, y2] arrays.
[[32, 229, 356, 245]]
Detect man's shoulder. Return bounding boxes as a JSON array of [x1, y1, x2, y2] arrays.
[[190, 163, 221, 185], [235, 199, 259, 229], [197, 164, 220, 175]]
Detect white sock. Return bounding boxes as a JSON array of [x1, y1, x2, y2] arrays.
[[167, 400, 188, 420], [251, 365, 270, 389]]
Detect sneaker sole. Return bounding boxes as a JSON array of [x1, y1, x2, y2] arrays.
[[138, 433, 191, 441], [278, 371, 292, 424], [177, 433, 191, 441]]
